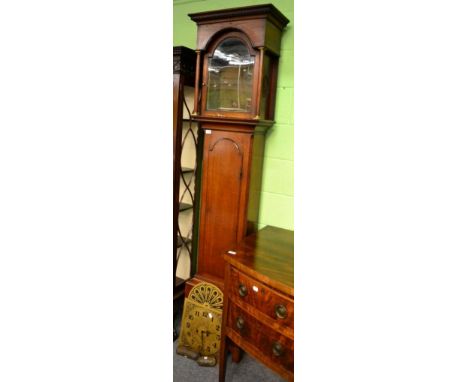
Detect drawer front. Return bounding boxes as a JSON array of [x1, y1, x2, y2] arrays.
[[228, 302, 294, 373], [229, 268, 294, 329]]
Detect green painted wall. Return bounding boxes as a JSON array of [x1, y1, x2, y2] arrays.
[[174, 0, 294, 230]]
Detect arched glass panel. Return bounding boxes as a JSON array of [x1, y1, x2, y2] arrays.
[[207, 38, 255, 112]]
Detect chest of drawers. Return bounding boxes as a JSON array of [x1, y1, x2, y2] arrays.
[[219, 226, 294, 381]]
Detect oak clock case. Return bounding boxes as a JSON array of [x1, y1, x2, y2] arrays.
[[186, 4, 290, 292]]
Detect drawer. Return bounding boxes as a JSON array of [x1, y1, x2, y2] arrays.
[[228, 267, 294, 329], [228, 301, 294, 373]]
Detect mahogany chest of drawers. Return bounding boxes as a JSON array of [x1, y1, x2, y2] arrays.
[[219, 226, 294, 381]]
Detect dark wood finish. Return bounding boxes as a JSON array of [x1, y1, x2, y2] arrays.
[[246, 131, 266, 234], [177, 235, 191, 248], [254, 47, 265, 119], [192, 50, 201, 116], [173, 46, 196, 82], [228, 268, 294, 332], [189, 4, 289, 56], [173, 46, 197, 299], [266, 53, 279, 121], [185, 4, 289, 360], [186, 5, 289, 293], [224, 225, 294, 295], [227, 302, 294, 372], [200, 30, 260, 120], [174, 276, 186, 300], [219, 226, 294, 382], [197, 129, 252, 280], [190, 5, 289, 123]]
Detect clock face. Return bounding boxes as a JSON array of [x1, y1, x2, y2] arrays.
[[178, 282, 223, 357], [180, 300, 222, 355]]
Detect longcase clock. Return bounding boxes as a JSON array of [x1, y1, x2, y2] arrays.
[[186, 4, 289, 293]]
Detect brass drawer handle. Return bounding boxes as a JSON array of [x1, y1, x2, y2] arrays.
[[238, 283, 248, 297], [236, 316, 245, 330], [272, 341, 284, 357], [275, 304, 288, 319]]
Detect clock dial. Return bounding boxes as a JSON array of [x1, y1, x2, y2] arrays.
[[178, 282, 223, 359], [182, 301, 222, 355]]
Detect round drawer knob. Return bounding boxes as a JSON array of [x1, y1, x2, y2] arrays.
[[236, 316, 245, 330], [272, 341, 284, 357], [274, 304, 288, 319], [238, 283, 248, 297]]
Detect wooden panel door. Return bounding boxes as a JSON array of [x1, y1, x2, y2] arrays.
[[197, 129, 252, 281]]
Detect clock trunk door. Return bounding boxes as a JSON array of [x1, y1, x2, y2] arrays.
[[197, 129, 252, 281]]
